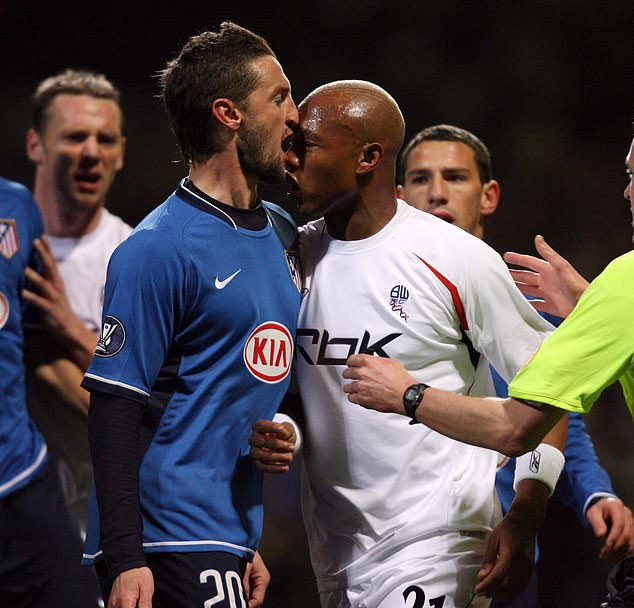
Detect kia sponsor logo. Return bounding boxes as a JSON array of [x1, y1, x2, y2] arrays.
[[244, 321, 293, 383]]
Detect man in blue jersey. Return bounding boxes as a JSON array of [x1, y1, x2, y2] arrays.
[[81, 22, 301, 608], [395, 124, 634, 606], [0, 177, 100, 607]]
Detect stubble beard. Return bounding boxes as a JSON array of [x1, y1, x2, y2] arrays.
[[238, 120, 285, 185]]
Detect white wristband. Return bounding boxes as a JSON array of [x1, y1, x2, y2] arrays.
[[272, 413, 302, 453], [513, 443, 565, 496]]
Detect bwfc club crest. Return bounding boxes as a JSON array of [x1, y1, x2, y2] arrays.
[[95, 315, 126, 357], [389, 284, 409, 321], [243, 321, 293, 384], [0, 292, 9, 330], [285, 250, 302, 292], [0, 220, 19, 259]]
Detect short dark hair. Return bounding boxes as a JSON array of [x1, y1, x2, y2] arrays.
[[32, 69, 121, 134], [398, 124, 492, 185], [160, 21, 276, 164]]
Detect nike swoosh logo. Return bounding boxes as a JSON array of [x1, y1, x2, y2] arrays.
[[215, 269, 241, 289]]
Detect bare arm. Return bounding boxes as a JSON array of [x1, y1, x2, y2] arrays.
[[503, 235, 589, 318], [24, 335, 91, 415], [343, 354, 566, 456]]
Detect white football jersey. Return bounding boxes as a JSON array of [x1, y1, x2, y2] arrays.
[[28, 208, 132, 531], [48, 208, 133, 331], [296, 199, 554, 592]]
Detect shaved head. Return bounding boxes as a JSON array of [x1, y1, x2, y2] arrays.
[[286, 80, 405, 234], [301, 80, 405, 155]]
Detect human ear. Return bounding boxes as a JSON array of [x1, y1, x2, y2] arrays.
[[357, 142, 383, 175], [480, 179, 500, 217], [26, 128, 44, 163], [212, 98, 243, 131]]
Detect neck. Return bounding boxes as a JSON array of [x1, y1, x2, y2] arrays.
[[33, 182, 104, 237], [325, 189, 398, 241], [189, 151, 259, 209]]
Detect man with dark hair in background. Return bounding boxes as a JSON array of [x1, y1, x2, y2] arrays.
[[395, 124, 634, 606], [82, 22, 301, 608], [344, 128, 634, 552]]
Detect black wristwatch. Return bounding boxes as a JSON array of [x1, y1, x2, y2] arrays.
[[403, 383, 429, 424]]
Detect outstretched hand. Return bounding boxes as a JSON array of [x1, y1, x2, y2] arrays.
[[503, 235, 589, 318], [249, 419, 296, 473], [586, 497, 634, 562]]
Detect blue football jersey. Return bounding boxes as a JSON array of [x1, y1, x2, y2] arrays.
[[82, 181, 301, 562], [0, 177, 47, 499]]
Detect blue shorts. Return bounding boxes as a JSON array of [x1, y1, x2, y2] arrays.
[[97, 551, 249, 608], [0, 461, 100, 608]]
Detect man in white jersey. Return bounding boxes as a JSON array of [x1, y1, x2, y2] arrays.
[[344, 130, 634, 458], [22, 69, 132, 534], [250, 80, 568, 608], [395, 124, 633, 607]]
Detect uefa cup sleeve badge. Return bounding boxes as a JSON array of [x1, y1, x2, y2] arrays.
[[95, 315, 126, 357]]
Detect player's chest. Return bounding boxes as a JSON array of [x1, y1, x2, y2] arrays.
[[298, 252, 464, 364]]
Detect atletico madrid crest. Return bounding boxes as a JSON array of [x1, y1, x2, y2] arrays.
[[285, 250, 302, 292], [0, 220, 19, 259]]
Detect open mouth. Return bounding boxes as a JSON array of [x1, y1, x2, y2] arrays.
[[285, 172, 301, 200], [74, 172, 101, 192], [281, 134, 294, 153]]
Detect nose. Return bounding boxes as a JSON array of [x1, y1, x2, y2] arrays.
[[624, 178, 632, 202], [286, 97, 299, 129], [428, 174, 448, 203], [81, 136, 100, 160]]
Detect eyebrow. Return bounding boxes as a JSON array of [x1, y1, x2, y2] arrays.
[[273, 84, 291, 97], [407, 167, 471, 176]]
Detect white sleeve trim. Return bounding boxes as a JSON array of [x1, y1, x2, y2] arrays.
[[273, 413, 302, 453], [583, 492, 620, 517], [83, 372, 150, 397]]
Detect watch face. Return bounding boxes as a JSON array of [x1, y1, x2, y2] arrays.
[[404, 387, 419, 404]]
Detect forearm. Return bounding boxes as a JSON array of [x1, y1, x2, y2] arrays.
[[88, 391, 146, 579], [54, 320, 98, 371], [343, 354, 566, 455], [31, 357, 91, 415], [416, 389, 565, 456], [507, 478, 550, 534], [25, 332, 91, 415]]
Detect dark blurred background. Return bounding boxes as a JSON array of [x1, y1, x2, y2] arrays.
[[2, 2, 633, 606]]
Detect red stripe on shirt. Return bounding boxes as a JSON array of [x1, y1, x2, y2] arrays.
[[413, 253, 469, 331]]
